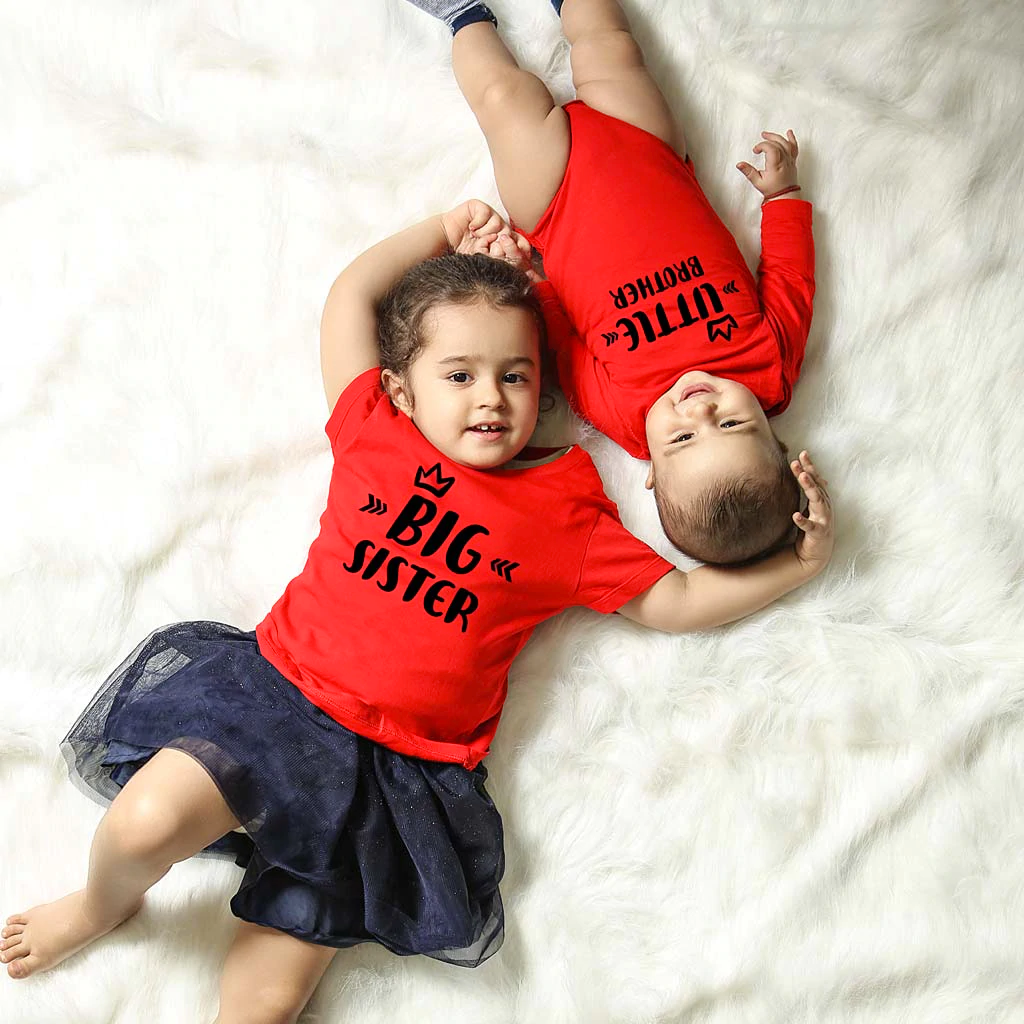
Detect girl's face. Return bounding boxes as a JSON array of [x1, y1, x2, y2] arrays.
[[384, 299, 542, 470]]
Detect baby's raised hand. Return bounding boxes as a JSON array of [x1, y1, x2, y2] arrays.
[[790, 450, 834, 576], [736, 130, 800, 199], [440, 199, 508, 255]]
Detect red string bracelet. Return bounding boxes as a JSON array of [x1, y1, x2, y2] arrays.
[[762, 185, 802, 205]]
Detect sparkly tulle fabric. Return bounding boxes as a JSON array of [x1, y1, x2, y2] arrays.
[[61, 621, 505, 967]]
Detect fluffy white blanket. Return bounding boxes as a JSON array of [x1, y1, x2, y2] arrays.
[[3, 0, 1023, 1021]]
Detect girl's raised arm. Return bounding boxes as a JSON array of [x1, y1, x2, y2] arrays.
[[319, 201, 509, 412]]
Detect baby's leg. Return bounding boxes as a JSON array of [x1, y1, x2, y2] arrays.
[[562, 0, 683, 154], [1, 747, 239, 979], [212, 921, 337, 1024], [452, 22, 570, 233]]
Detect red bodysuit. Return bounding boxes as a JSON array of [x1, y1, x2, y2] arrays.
[[521, 102, 816, 460]]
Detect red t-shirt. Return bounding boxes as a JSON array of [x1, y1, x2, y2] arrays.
[[256, 369, 674, 768], [522, 102, 816, 460]]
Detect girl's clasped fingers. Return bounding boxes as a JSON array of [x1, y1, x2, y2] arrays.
[[465, 199, 505, 237], [486, 232, 536, 277], [513, 230, 533, 260], [487, 232, 519, 261]]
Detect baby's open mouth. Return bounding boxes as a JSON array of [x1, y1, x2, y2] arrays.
[[679, 384, 716, 401]]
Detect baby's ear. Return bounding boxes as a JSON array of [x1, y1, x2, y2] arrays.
[[645, 464, 655, 490], [381, 370, 414, 417]]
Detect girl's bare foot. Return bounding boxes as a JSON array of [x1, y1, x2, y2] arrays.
[[1, 890, 141, 979]]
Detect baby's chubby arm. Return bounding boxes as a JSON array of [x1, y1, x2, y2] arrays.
[[617, 452, 834, 633], [319, 200, 510, 412]]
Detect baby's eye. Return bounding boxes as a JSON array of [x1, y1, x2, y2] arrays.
[[720, 419, 740, 428], [673, 432, 694, 443], [448, 372, 471, 384], [502, 372, 527, 384]]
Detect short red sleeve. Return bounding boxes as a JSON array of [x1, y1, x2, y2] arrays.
[[325, 368, 383, 450], [575, 509, 675, 613]]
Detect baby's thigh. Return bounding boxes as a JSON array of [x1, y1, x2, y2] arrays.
[[489, 101, 570, 234], [570, 30, 680, 153]]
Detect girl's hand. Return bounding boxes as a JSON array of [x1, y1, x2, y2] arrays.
[[791, 450, 834, 576], [736, 129, 800, 198], [486, 231, 542, 283], [440, 199, 508, 254]]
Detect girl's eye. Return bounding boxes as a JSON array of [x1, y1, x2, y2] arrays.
[[673, 432, 694, 443], [449, 372, 471, 383], [502, 372, 527, 384]]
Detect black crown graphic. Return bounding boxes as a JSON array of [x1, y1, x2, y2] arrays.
[[415, 463, 455, 498], [707, 314, 738, 343]]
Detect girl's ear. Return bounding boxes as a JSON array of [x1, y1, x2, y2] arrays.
[[381, 369, 414, 417], [645, 463, 655, 490]]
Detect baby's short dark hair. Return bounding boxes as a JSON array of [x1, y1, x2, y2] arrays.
[[654, 439, 801, 565]]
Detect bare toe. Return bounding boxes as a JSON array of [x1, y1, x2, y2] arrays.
[[8, 956, 37, 979], [1, 891, 133, 980], [2, 924, 25, 939]]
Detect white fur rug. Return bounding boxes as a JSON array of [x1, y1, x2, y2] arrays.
[[3, 1, 1024, 1021]]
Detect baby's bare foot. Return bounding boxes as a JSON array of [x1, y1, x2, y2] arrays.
[[1, 891, 140, 979]]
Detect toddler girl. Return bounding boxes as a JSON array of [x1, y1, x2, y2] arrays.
[[2, 200, 831, 1022]]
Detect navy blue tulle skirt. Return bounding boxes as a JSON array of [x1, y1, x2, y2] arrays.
[[60, 621, 504, 967]]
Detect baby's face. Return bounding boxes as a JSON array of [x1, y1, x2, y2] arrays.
[[644, 372, 779, 496], [388, 300, 542, 470]]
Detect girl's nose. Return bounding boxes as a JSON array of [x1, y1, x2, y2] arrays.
[[477, 382, 506, 408]]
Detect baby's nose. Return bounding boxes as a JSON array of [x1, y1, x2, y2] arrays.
[[690, 399, 718, 420]]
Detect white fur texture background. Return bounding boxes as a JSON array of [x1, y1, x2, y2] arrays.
[[2, 0, 1024, 1021]]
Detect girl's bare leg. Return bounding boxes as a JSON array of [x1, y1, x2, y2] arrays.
[[1, 747, 240, 979], [212, 921, 337, 1024], [561, 0, 683, 154], [452, 22, 570, 233]]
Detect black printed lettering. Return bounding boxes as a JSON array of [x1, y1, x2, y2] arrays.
[[636, 275, 655, 300], [387, 495, 436, 547], [421, 509, 458, 557], [618, 317, 640, 352], [377, 555, 408, 593], [402, 564, 437, 602], [692, 282, 722, 319], [687, 256, 704, 278], [676, 292, 698, 328], [362, 546, 389, 580], [633, 310, 656, 343], [423, 580, 455, 617], [655, 266, 677, 292], [445, 588, 479, 633], [673, 260, 692, 283], [654, 302, 679, 338], [610, 287, 628, 309], [343, 538, 375, 574], [446, 524, 489, 574]]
